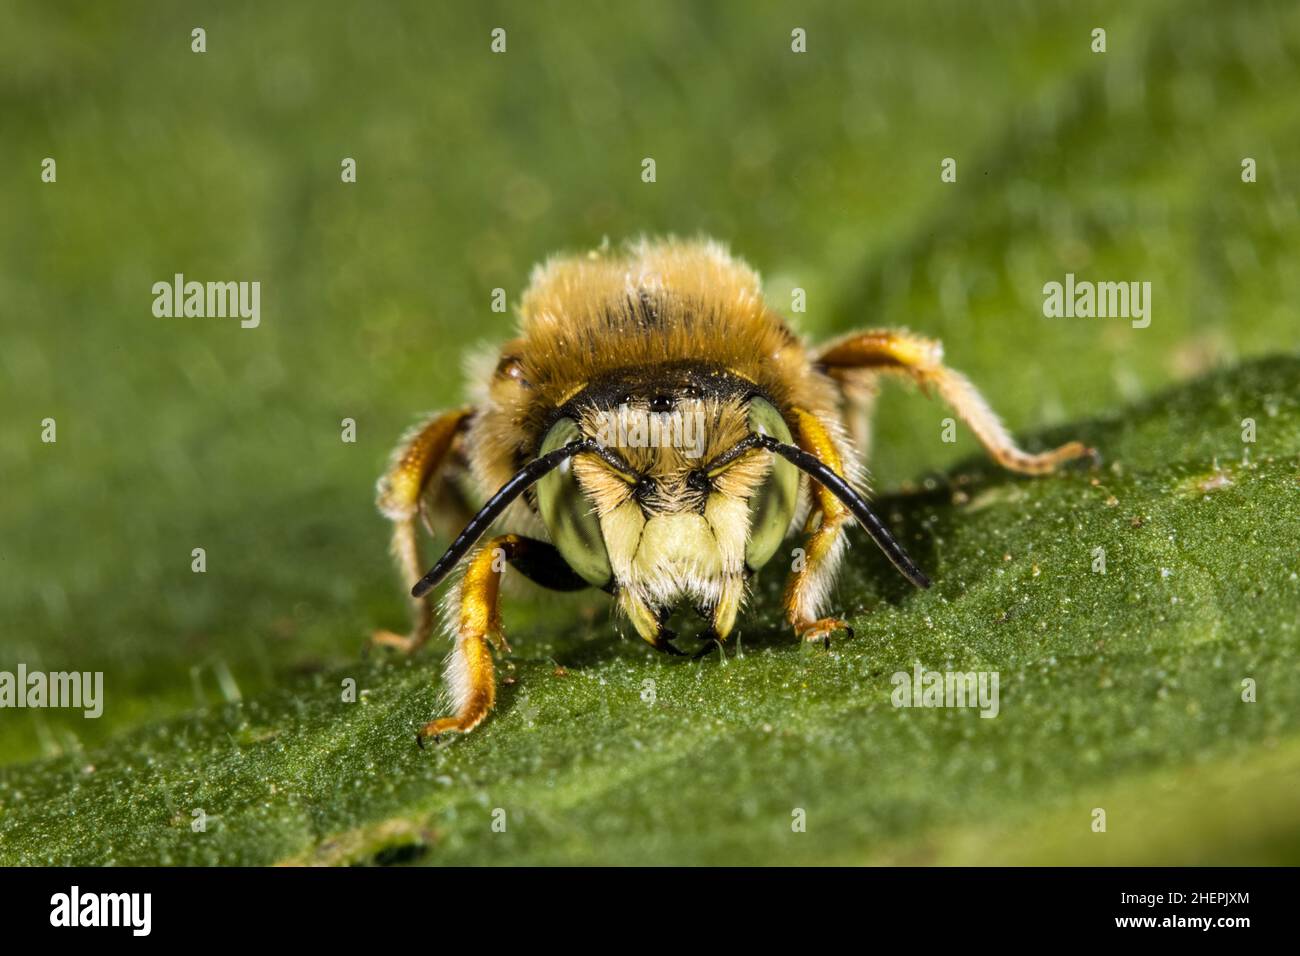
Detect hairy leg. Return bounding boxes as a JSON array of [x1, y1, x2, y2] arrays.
[[373, 407, 473, 654], [421, 534, 589, 741], [818, 329, 1092, 475], [781, 407, 856, 643]]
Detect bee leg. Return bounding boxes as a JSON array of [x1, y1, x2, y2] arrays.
[[372, 407, 474, 656], [781, 407, 858, 642], [419, 535, 593, 741], [838, 371, 881, 462], [817, 329, 1093, 475], [420, 537, 511, 741]]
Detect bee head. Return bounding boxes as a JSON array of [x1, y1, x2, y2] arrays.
[[535, 390, 800, 640]]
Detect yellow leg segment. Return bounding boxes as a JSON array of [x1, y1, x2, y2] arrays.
[[373, 407, 473, 654], [818, 329, 1092, 475], [781, 407, 855, 642], [419, 534, 520, 741]]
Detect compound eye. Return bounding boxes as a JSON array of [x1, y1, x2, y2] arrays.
[[744, 398, 799, 571], [536, 418, 613, 587]]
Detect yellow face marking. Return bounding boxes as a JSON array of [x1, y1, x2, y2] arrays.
[[633, 513, 725, 580], [703, 493, 748, 575]]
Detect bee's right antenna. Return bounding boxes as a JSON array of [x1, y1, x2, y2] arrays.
[[410, 439, 598, 598]]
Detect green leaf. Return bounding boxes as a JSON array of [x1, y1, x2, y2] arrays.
[[3, 0, 1297, 867], [3, 357, 1296, 866]]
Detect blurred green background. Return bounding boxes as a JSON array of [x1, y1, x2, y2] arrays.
[[0, 0, 1297, 864]]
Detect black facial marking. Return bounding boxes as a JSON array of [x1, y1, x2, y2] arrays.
[[537, 362, 786, 463], [632, 476, 657, 507], [551, 361, 774, 432]]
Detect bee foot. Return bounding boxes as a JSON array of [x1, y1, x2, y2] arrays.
[[368, 629, 425, 656], [417, 716, 465, 746], [795, 617, 854, 648]]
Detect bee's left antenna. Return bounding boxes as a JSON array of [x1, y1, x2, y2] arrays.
[[410, 439, 596, 598], [750, 434, 932, 590]]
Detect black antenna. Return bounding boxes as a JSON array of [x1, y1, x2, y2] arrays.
[[718, 433, 932, 590], [410, 439, 598, 598]]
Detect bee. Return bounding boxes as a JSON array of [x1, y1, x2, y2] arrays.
[[373, 238, 1091, 742]]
